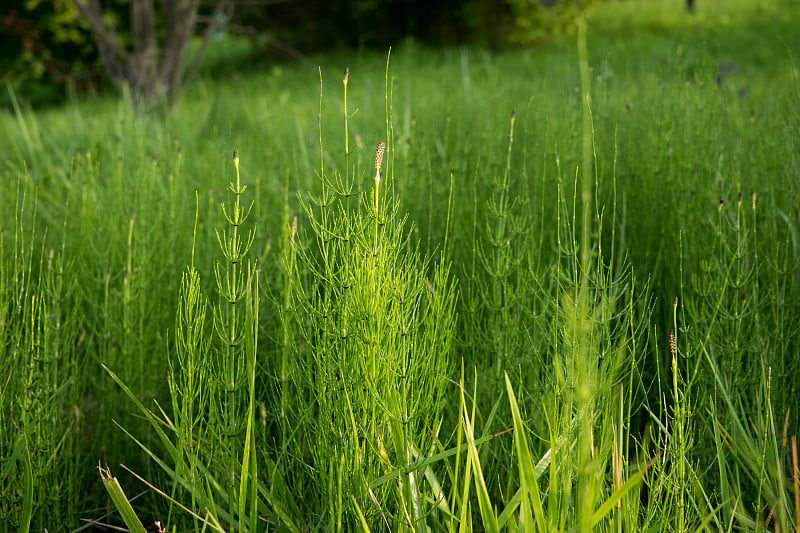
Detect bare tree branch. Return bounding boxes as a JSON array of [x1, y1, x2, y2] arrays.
[[73, 0, 238, 108], [71, 0, 127, 59], [180, 0, 233, 99], [71, 0, 128, 88], [160, 0, 202, 102], [260, 35, 318, 70]]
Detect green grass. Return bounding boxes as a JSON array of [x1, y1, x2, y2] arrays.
[[2, 0, 800, 530]]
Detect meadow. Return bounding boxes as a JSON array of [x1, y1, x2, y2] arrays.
[[1, 0, 800, 530]]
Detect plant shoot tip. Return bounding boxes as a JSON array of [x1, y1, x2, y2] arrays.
[[375, 141, 386, 171]]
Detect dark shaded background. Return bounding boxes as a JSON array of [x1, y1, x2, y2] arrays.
[[0, 0, 589, 107]]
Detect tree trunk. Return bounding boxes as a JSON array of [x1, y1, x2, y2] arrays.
[[72, 0, 230, 109], [160, 0, 200, 103], [130, 0, 160, 101]]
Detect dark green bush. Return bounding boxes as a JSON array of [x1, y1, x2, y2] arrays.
[[504, 0, 596, 45], [1, 0, 595, 108], [1, 0, 102, 100], [235, 0, 595, 52]]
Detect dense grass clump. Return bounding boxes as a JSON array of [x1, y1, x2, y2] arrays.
[[2, 0, 800, 530]]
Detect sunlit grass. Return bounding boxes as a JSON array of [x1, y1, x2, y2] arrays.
[[1, 0, 799, 529]]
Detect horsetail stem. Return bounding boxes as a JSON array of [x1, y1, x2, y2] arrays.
[[343, 68, 350, 163]]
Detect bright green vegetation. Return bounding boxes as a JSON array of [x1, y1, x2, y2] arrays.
[[2, 0, 800, 530]]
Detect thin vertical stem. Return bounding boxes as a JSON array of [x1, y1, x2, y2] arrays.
[[343, 67, 350, 169], [577, 18, 593, 281]]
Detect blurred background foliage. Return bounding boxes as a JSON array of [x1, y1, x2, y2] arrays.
[[1, 0, 100, 103], [0, 0, 595, 108]]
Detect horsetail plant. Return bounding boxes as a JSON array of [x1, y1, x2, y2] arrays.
[[468, 108, 532, 386], [97, 152, 267, 531], [212, 149, 259, 529], [0, 182, 83, 528], [6, 16, 800, 529], [284, 81, 457, 525], [167, 192, 211, 530]]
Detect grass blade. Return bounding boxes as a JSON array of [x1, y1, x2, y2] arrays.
[[18, 435, 33, 533], [590, 462, 645, 527], [102, 364, 178, 460], [98, 464, 148, 533], [505, 372, 547, 532], [461, 381, 498, 533]]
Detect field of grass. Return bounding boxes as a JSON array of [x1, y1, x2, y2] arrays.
[[2, 0, 800, 530]]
